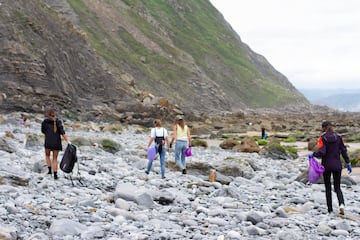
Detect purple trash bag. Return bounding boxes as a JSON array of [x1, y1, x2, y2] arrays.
[[147, 146, 157, 162], [185, 146, 192, 157], [308, 156, 325, 183]]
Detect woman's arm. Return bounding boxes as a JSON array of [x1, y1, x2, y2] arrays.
[[187, 126, 191, 146], [339, 136, 350, 164], [169, 124, 177, 146], [165, 136, 170, 152], [62, 134, 68, 142], [41, 121, 46, 134], [147, 137, 154, 149]]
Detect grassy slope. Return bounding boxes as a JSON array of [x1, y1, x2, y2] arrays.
[[67, 0, 307, 108]]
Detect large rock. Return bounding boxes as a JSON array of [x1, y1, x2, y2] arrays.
[[219, 139, 239, 150], [213, 157, 255, 179], [259, 142, 297, 160], [0, 137, 16, 153], [233, 136, 260, 153]]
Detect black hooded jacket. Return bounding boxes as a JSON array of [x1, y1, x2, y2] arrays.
[[313, 131, 350, 171], [41, 118, 65, 150]]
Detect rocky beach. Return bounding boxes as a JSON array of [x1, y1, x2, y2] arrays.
[[1, 112, 360, 240]]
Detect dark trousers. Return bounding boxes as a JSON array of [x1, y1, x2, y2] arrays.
[[323, 170, 344, 213]]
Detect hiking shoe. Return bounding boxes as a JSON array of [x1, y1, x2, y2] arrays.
[[327, 211, 335, 218], [182, 169, 187, 174], [339, 204, 345, 215]]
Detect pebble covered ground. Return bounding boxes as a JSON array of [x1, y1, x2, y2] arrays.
[[0, 113, 360, 240]]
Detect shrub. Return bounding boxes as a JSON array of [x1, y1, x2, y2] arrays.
[[101, 139, 121, 153], [283, 145, 298, 154], [257, 139, 268, 146], [282, 137, 296, 143], [191, 139, 208, 147]]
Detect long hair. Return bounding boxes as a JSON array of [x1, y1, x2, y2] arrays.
[[177, 119, 185, 129], [46, 108, 57, 133], [323, 125, 333, 132]]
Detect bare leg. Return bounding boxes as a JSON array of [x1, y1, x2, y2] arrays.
[[52, 150, 59, 172], [45, 148, 52, 168]]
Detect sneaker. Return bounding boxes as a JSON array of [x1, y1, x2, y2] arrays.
[[145, 170, 149, 175], [339, 204, 345, 215], [182, 169, 187, 174], [162, 176, 166, 179], [327, 211, 335, 218]]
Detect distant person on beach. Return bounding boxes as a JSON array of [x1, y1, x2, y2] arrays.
[[41, 109, 68, 180], [170, 115, 191, 174], [261, 127, 268, 139], [309, 121, 352, 215], [20, 113, 29, 127], [145, 119, 169, 179]]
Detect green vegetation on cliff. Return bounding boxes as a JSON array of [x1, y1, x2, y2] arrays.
[[67, 0, 307, 110]]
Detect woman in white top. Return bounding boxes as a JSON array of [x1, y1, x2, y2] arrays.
[[146, 119, 169, 178], [170, 115, 191, 174]]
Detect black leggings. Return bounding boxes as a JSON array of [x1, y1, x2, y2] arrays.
[[323, 170, 344, 213]]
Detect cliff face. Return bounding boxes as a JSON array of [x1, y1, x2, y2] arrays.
[[0, 0, 308, 122], [0, 1, 136, 116]]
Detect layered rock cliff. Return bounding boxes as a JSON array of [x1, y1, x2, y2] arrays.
[[0, 0, 309, 122]]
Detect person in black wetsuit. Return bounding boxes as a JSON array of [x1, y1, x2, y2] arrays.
[[41, 109, 68, 179]]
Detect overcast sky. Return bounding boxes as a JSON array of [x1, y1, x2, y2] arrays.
[[210, 0, 360, 90]]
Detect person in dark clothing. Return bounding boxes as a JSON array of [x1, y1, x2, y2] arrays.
[[309, 121, 352, 215], [261, 127, 268, 139], [41, 109, 68, 179]]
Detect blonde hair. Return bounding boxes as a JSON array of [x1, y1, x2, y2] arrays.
[[177, 119, 185, 129]]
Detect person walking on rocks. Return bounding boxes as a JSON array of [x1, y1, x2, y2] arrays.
[[309, 121, 352, 215], [41, 108, 68, 180], [170, 115, 191, 174], [146, 119, 170, 179]]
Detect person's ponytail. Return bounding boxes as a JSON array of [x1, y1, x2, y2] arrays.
[[53, 119, 57, 133], [46, 108, 57, 133]]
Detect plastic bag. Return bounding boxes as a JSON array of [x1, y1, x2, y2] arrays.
[[308, 156, 325, 183], [147, 146, 157, 162], [185, 146, 192, 157]]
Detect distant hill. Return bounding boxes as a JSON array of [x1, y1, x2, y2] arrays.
[[300, 89, 360, 112]]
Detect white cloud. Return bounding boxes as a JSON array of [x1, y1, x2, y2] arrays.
[[210, 0, 360, 89]]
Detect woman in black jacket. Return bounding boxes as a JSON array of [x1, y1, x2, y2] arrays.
[[41, 109, 68, 179], [311, 121, 352, 215]]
